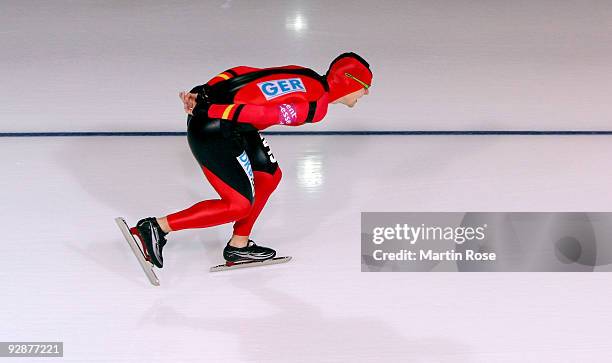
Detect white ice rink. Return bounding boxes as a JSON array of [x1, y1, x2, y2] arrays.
[[3, 1, 612, 362], [2, 136, 612, 362]]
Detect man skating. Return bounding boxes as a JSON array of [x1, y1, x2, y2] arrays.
[[129, 52, 373, 269]]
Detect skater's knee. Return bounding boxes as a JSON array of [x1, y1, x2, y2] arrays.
[[274, 167, 282, 185], [267, 167, 282, 192], [253, 167, 282, 193]]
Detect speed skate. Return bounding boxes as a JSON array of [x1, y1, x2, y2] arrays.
[[210, 256, 292, 272], [115, 217, 160, 286]]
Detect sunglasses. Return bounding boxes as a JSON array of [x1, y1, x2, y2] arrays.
[[345, 72, 370, 90]]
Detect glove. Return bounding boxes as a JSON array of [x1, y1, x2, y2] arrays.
[[192, 100, 210, 117], [190, 84, 211, 117]]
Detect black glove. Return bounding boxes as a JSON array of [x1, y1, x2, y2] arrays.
[[190, 84, 211, 117], [192, 100, 210, 117]]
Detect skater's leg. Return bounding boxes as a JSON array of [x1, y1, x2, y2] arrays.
[[232, 168, 282, 238], [221, 132, 282, 262], [230, 132, 282, 246]]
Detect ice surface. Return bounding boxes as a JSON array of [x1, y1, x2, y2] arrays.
[[1, 135, 612, 362]]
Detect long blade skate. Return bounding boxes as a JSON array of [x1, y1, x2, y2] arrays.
[[210, 256, 292, 272], [115, 217, 160, 286]]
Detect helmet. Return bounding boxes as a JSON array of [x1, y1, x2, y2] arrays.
[[325, 52, 372, 102]]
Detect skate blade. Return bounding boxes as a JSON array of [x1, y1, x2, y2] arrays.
[[210, 256, 292, 272], [115, 217, 160, 286]]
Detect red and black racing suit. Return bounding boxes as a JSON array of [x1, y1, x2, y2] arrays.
[[166, 65, 330, 235]]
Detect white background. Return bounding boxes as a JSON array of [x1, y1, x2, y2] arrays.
[[2, 135, 612, 362], [2, 0, 612, 132]]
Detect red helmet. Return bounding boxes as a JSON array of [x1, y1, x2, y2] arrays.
[[325, 52, 372, 102]]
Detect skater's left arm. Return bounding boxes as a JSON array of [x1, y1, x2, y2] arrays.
[[181, 67, 262, 115], [204, 95, 329, 129]]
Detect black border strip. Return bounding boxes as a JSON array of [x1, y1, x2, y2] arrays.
[[1, 131, 612, 137]]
